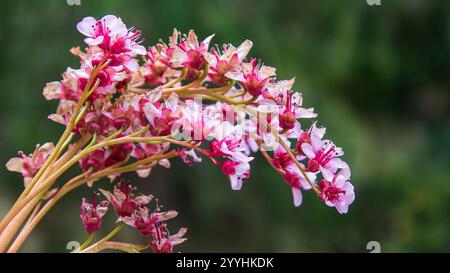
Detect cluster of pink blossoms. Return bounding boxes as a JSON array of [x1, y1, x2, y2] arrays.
[[5, 15, 354, 252], [81, 180, 186, 253]]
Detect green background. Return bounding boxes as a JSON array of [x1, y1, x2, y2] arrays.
[[0, 0, 449, 252]]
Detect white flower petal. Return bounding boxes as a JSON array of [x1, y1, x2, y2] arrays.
[[295, 107, 317, 119], [6, 157, 24, 173], [225, 71, 245, 82], [158, 159, 171, 168], [291, 187, 303, 207], [320, 167, 334, 182], [202, 33, 215, 48], [137, 168, 152, 178], [334, 175, 347, 188], [43, 81, 61, 100], [301, 143, 315, 159], [259, 65, 276, 78], [76, 17, 97, 37], [230, 175, 243, 190], [84, 36, 104, 46], [132, 44, 147, 55], [236, 40, 253, 60]]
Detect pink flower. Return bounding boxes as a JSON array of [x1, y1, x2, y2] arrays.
[[220, 158, 252, 191], [178, 148, 202, 167], [79, 149, 106, 172], [244, 108, 279, 144], [43, 67, 88, 101], [131, 142, 171, 177], [209, 137, 246, 158], [123, 207, 178, 237], [303, 139, 346, 174], [80, 196, 109, 233], [278, 91, 317, 130], [142, 93, 180, 137], [83, 66, 129, 100], [272, 146, 293, 169], [100, 180, 152, 218], [283, 166, 315, 207], [226, 58, 276, 97], [172, 30, 214, 77], [150, 227, 188, 253], [319, 168, 354, 214], [299, 124, 346, 174], [205, 40, 253, 85], [76, 15, 146, 56], [6, 143, 54, 186], [108, 106, 134, 130], [295, 122, 326, 154], [150, 107, 178, 137], [81, 110, 111, 135], [131, 143, 164, 160], [79, 141, 133, 172], [103, 141, 134, 167], [142, 46, 174, 85], [43, 58, 131, 104], [260, 78, 295, 104], [172, 99, 219, 141]]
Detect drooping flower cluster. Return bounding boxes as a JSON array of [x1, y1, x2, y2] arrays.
[[4, 15, 355, 253], [81, 180, 186, 253]]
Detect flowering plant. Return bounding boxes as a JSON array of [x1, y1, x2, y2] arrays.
[[0, 15, 354, 253]]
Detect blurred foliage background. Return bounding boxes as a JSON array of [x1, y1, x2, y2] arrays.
[[0, 0, 449, 252]]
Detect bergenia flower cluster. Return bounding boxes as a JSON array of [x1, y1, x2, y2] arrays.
[[79, 180, 186, 253], [1, 15, 354, 253]]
